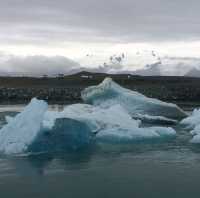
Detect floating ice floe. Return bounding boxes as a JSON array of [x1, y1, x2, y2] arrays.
[[81, 78, 187, 119]]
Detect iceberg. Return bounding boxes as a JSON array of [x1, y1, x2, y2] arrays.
[[0, 98, 48, 154], [0, 97, 177, 155], [0, 102, 96, 154], [29, 118, 94, 152], [181, 108, 200, 143], [43, 104, 141, 133], [44, 103, 176, 143], [81, 78, 187, 119]]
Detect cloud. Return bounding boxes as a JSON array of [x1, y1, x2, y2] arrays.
[[1, 0, 200, 46], [134, 56, 200, 76], [0, 55, 81, 76]]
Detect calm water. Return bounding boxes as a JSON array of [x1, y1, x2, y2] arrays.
[[0, 104, 200, 198]]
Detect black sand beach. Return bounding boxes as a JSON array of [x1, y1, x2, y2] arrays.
[[0, 71, 199, 104]]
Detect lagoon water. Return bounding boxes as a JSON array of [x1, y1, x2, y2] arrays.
[[0, 104, 200, 198]]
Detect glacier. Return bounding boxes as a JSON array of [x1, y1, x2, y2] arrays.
[[81, 78, 187, 119]]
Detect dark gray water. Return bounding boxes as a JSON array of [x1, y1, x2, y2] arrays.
[[0, 105, 200, 198]]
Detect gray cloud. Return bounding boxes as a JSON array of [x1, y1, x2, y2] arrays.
[[1, 0, 200, 45], [0, 55, 81, 76], [134, 56, 200, 76]]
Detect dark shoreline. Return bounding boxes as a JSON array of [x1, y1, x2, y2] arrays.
[[0, 71, 200, 105]]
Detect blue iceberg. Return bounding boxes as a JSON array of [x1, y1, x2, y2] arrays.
[[0, 98, 48, 154], [81, 78, 187, 119], [0, 78, 184, 155]]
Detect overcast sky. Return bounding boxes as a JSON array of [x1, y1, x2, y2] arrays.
[[1, 0, 200, 75], [1, 0, 200, 43]]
